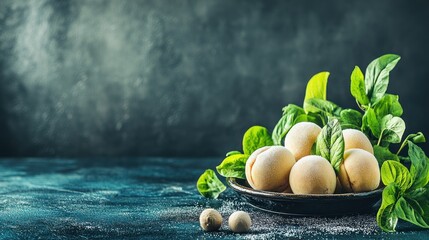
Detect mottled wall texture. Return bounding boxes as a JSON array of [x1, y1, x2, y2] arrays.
[[0, 0, 429, 157]]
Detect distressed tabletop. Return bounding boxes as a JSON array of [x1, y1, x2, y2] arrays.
[[0, 158, 427, 239]]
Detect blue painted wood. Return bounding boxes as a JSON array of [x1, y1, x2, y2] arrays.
[[0, 158, 427, 239]]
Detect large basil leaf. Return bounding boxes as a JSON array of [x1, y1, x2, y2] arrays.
[[373, 145, 399, 166], [408, 142, 429, 189], [395, 197, 429, 228], [196, 169, 226, 199], [304, 72, 329, 101], [340, 109, 362, 130], [365, 54, 401, 103], [380, 115, 406, 144], [315, 118, 344, 173], [350, 66, 370, 106], [272, 104, 306, 145], [216, 154, 249, 179], [373, 94, 403, 117], [242, 126, 273, 155], [381, 160, 412, 190], [377, 184, 399, 232]]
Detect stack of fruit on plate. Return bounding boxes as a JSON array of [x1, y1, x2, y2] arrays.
[[196, 54, 429, 232]]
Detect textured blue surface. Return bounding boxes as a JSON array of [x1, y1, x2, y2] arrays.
[[0, 158, 428, 239]]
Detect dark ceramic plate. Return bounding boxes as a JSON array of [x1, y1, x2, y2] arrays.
[[227, 178, 383, 216]]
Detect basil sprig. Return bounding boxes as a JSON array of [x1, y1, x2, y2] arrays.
[[377, 142, 429, 232], [196, 54, 429, 234], [315, 118, 345, 174], [196, 126, 273, 198]]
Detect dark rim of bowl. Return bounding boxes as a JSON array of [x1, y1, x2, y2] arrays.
[[227, 177, 383, 200]]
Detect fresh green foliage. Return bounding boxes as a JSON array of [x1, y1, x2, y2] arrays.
[[381, 160, 412, 189], [396, 132, 426, 155], [242, 126, 273, 155], [377, 184, 399, 232], [304, 98, 342, 125], [379, 115, 406, 144], [315, 118, 344, 174], [373, 145, 399, 166], [197, 169, 226, 199], [340, 109, 362, 130], [303, 72, 330, 115], [350, 66, 370, 106], [365, 54, 401, 103], [362, 108, 381, 137], [272, 104, 306, 145], [226, 151, 241, 157], [395, 197, 429, 228], [377, 143, 429, 232], [373, 94, 403, 117], [216, 154, 249, 179], [363, 109, 405, 147], [408, 142, 429, 189], [409, 132, 426, 144], [304, 98, 342, 116], [197, 125, 273, 199], [304, 72, 329, 101], [197, 54, 429, 234]]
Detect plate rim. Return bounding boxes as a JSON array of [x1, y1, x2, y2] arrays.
[[227, 177, 384, 200]]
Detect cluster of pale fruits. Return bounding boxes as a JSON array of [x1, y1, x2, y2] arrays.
[[245, 122, 380, 194]]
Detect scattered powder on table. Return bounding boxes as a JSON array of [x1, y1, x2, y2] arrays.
[[155, 188, 380, 238]]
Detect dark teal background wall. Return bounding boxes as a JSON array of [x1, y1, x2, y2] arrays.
[[0, 0, 428, 157]]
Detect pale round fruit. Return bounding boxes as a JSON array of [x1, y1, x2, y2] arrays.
[[245, 146, 295, 192], [199, 208, 222, 231], [228, 211, 252, 233], [289, 155, 336, 194], [338, 148, 380, 193], [342, 129, 374, 154], [284, 122, 321, 161]]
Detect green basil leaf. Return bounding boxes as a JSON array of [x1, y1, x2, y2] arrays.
[[242, 126, 273, 155], [405, 187, 428, 200], [350, 66, 370, 106], [408, 142, 429, 189], [216, 154, 249, 179], [362, 108, 381, 137], [340, 109, 363, 130], [373, 145, 399, 166], [304, 72, 329, 101], [377, 184, 399, 232], [306, 112, 324, 127], [315, 118, 344, 174], [380, 115, 406, 144], [408, 132, 426, 144], [395, 197, 429, 228], [294, 114, 309, 124], [272, 104, 306, 145], [226, 151, 242, 157], [365, 54, 401, 103], [373, 94, 403, 117], [399, 155, 411, 163], [304, 98, 342, 117], [196, 169, 226, 199], [381, 160, 412, 190]]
